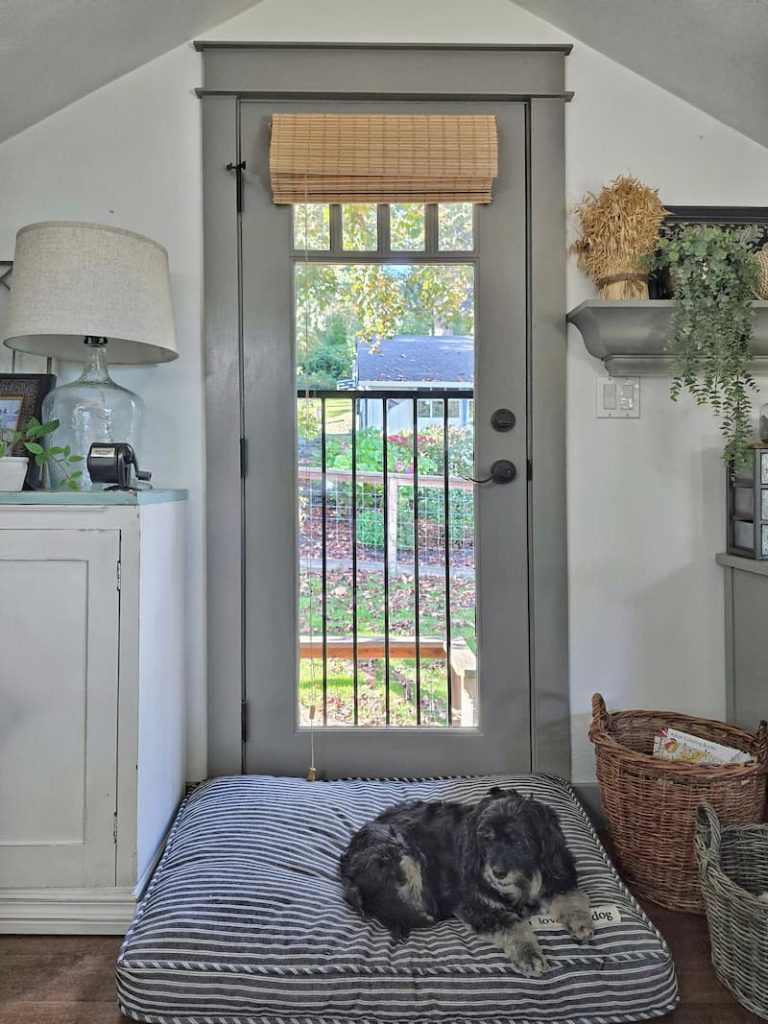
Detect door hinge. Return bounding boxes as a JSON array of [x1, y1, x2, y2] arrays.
[[116, 559, 122, 591], [240, 437, 248, 479], [241, 699, 249, 743], [527, 458, 533, 481], [112, 812, 118, 844], [226, 159, 246, 213]]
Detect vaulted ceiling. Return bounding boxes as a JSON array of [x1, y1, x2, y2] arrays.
[[1, 0, 767, 150], [515, 0, 768, 150], [0, 0, 258, 144]]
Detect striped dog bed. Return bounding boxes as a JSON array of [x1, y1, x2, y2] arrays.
[[117, 774, 678, 1024]]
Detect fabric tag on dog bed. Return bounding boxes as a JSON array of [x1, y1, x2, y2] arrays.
[[532, 903, 622, 931]]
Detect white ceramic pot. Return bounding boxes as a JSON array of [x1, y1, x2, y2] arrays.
[[0, 456, 29, 491]]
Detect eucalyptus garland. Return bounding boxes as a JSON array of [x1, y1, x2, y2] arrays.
[[651, 224, 759, 469]]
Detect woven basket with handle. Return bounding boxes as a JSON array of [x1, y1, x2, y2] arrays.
[[590, 693, 767, 912], [696, 803, 768, 1019]]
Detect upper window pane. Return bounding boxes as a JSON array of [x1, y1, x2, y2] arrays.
[[294, 204, 330, 251], [295, 262, 474, 390], [342, 204, 378, 251], [438, 203, 474, 251], [390, 204, 425, 252]]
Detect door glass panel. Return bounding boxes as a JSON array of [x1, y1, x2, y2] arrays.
[[342, 203, 378, 251], [293, 204, 330, 250], [438, 202, 474, 251], [295, 258, 476, 727], [390, 204, 425, 251]]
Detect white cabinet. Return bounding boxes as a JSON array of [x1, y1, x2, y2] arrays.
[[0, 492, 186, 933]]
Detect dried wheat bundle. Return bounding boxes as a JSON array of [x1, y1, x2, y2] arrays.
[[755, 246, 768, 299], [570, 175, 668, 299]]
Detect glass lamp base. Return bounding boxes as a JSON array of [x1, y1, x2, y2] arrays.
[[42, 341, 144, 490]]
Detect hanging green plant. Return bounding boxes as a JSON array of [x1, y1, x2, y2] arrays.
[[650, 224, 760, 470]]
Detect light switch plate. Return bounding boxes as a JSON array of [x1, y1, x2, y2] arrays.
[[596, 376, 640, 418]]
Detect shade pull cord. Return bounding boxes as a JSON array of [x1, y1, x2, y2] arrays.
[[301, 177, 318, 783]]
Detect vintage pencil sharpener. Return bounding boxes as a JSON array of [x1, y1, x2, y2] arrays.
[[87, 443, 152, 491]]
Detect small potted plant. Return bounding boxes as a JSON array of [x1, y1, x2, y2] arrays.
[[650, 223, 760, 470], [570, 175, 668, 299], [0, 417, 85, 491]]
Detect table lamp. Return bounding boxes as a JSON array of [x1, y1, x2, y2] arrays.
[[2, 221, 177, 488]]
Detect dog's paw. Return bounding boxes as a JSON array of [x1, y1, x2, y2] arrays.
[[550, 892, 594, 944], [511, 942, 549, 977], [563, 908, 594, 943]]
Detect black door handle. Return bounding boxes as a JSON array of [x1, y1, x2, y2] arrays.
[[465, 459, 517, 485]]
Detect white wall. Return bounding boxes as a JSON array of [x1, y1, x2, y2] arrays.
[[0, 44, 207, 780], [2, 0, 767, 783], [563, 46, 768, 779]]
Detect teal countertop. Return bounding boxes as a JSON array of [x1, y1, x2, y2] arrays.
[[0, 488, 188, 505]]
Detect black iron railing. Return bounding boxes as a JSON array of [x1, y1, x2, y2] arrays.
[[297, 388, 476, 729]]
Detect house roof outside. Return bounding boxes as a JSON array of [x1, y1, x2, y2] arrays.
[[355, 335, 473, 388]]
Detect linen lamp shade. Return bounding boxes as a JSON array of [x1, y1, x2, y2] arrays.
[[3, 221, 178, 363]]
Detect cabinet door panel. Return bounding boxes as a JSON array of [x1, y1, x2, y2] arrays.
[[0, 529, 120, 887], [730, 570, 768, 728]]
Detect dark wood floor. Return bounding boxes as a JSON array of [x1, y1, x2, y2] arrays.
[[0, 904, 762, 1023]]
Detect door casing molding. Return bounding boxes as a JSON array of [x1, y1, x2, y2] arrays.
[[200, 44, 570, 779]]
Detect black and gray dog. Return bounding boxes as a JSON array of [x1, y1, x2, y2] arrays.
[[340, 787, 593, 976]]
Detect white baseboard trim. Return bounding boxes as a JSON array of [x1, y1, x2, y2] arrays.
[[0, 823, 172, 935], [0, 886, 136, 934]]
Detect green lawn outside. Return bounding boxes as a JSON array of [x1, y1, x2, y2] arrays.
[[299, 568, 475, 726]]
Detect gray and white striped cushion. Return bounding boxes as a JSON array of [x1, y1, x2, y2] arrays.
[[117, 774, 678, 1024]]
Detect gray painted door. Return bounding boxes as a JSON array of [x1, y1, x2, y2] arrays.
[[240, 100, 529, 777]]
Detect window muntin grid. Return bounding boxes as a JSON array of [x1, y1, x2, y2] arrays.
[[292, 202, 476, 256]]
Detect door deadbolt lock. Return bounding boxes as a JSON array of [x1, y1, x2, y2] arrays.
[[491, 408, 516, 432]]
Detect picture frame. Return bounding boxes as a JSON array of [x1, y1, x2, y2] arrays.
[[0, 396, 24, 433], [0, 373, 57, 488], [650, 206, 768, 298]]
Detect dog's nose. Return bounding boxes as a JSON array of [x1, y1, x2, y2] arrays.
[[492, 866, 506, 879]]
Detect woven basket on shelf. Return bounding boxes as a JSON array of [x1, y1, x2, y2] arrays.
[[696, 803, 768, 1019], [590, 693, 767, 912]]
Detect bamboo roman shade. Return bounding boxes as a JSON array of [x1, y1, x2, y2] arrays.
[[270, 113, 498, 204]]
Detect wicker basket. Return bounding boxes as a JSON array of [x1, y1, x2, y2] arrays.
[[590, 694, 767, 912], [696, 803, 768, 1019]]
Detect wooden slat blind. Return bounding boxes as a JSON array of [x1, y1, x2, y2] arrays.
[[270, 113, 498, 204]]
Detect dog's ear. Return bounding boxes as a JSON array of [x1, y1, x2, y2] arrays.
[[528, 802, 577, 892], [342, 878, 365, 912], [487, 786, 525, 803]]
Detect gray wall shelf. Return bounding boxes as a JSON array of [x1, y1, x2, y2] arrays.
[[568, 300, 768, 376]]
